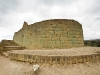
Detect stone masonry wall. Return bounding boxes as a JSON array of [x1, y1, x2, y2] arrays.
[[13, 19, 84, 49], [8, 52, 100, 65]]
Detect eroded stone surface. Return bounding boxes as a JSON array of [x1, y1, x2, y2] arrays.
[[13, 19, 84, 49]]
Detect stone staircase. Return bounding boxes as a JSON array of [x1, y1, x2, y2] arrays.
[[1, 40, 26, 52]]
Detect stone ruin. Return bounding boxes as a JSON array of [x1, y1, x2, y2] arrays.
[[13, 19, 84, 49], [8, 50, 100, 65], [0, 40, 26, 55], [1, 19, 100, 75]]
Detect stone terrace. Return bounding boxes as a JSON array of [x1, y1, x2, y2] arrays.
[[8, 47, 100, 65]]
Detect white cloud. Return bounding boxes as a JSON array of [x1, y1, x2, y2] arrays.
[[0, 0, 100, 41]]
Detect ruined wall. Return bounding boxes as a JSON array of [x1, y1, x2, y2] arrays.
[[8, 52, 100, 65], [0, 43, 4, 54], [13, 19, 84, 49]]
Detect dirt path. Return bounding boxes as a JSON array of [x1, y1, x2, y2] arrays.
[[0, 56, 33, 75], [0, 55, 100, 75]]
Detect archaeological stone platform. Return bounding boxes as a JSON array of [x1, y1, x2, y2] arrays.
[[13, 19, 84, 49], [8, 47, 100, 65]]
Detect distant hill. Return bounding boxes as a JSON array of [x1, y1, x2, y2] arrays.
[[84, 39, 100, 47]]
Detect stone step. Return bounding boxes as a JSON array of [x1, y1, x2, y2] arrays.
[[1, 40, 19, 46], [2, 52, 9, 57], [0, 40, 26, 52], [4, 46, 26, 51]]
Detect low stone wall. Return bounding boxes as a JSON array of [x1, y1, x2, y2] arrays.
[[4, 46, 25, 51], [8, 52, 100, 65], [0, 43, 4, 54]]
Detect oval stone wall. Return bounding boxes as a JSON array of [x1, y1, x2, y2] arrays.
[[13, 19, 84, 49]]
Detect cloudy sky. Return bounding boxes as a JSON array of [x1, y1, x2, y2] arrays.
[[0, 0, 100, 41]]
